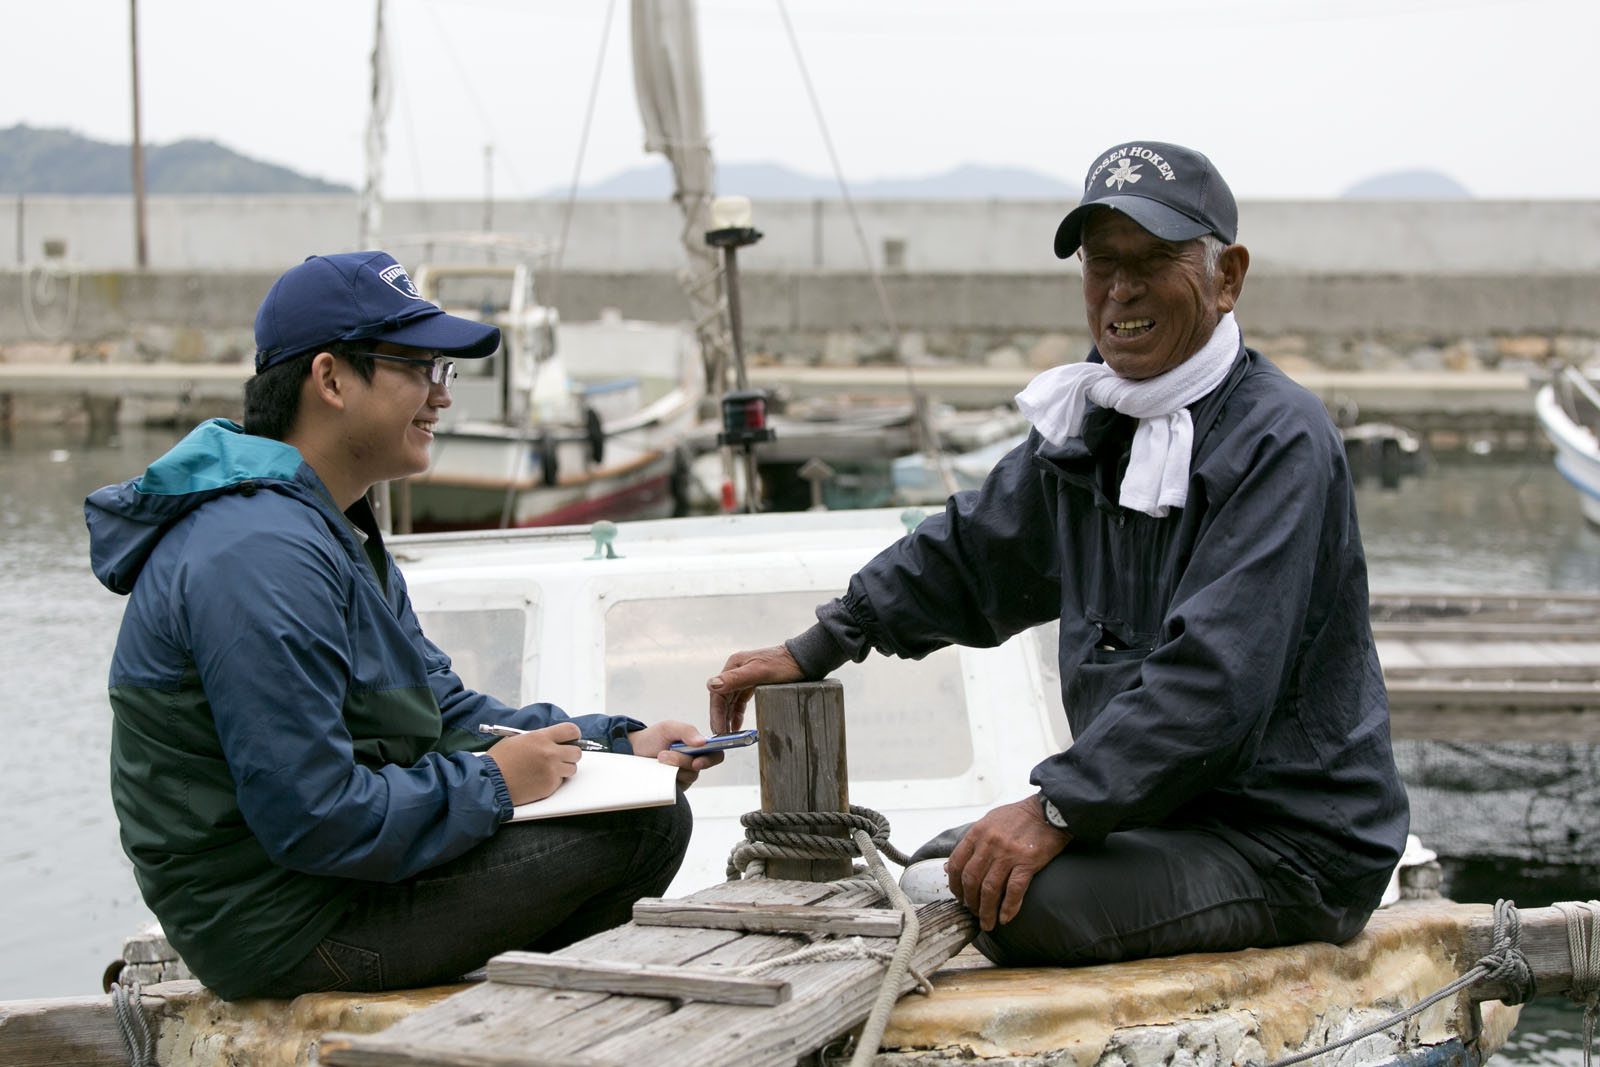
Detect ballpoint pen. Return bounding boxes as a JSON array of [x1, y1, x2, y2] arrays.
[[477, 723, 609, 751]]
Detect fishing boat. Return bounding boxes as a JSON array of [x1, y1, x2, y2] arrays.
[[1535, 365, 1600, 526], [393, 244, 704, 531], [6, 508, 1597, 1066]]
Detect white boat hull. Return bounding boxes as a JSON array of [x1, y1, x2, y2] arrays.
[[407, 393, 698, 530], [1535, 382, 1600, 526]]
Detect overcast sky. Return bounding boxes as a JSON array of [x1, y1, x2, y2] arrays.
[[5, 0, 1595, 201]]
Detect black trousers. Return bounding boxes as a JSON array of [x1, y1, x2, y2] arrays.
[[242, 793, 692, 999], [911, 822, 1372, 967]]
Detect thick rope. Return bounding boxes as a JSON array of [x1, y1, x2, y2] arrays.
[[1554, 899, 1600, 1067], [733, 935, 933, 995], [845, 827, 924, 1067], [1264, 899, 1533, 1067], [723, 808, 929, 1066], [111, 977, 157, 1067], [725, 806, 912, 880]]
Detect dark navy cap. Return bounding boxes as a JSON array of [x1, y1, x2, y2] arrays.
[[252, 251, 501, 373], [1053, 141, 1238, 259]]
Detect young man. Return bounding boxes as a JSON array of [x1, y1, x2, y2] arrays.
[[88, 251, 715, 1000], [708, 142, 1408, 968]]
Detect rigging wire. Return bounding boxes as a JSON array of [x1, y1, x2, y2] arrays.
[[773, 0, 958, 492], [547, 0, 619, 307], [416, 0, 530, 198]]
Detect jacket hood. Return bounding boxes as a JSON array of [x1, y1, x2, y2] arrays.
[[85, 419, 309, 595]]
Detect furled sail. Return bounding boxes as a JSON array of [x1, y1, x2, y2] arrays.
[[630, 0, 730, 392]]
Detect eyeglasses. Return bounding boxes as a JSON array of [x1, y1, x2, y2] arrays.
[[352, 351, 458, 389]]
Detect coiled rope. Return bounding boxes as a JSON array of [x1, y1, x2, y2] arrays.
[[725, 807, 927, 1067], [1266, 899, 1534, 1067], [725, 805, 913, 880], [1554, 899, 1600, 1067], [110, 976, 157, 1067]]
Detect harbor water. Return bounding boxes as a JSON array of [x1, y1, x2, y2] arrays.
[[0, 423, 1592, 1064]]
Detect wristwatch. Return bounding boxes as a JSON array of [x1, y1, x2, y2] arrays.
[[1038, 792, 1070, 831]]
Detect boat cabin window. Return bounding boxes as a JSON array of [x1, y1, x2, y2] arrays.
[[413, 608, 526, 704], [604, 592, 974, 785]]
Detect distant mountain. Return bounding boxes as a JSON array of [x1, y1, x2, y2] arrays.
[[1341, 169, 1472, 199], [558, 160, 1076, 199], [0, 124, 352, 195]]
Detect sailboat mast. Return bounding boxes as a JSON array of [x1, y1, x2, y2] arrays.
[[359, 0, 389, 250], [129, 0, 148, 268]]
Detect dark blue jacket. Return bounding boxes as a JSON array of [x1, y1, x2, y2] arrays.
[[85, 419, 640, 998], [790, 346, 1409, 907]]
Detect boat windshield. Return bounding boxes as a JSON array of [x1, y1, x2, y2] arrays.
[[604, 592, 974, 785]]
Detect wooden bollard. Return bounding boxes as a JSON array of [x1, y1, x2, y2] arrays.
[[755, 679, 851, 881]]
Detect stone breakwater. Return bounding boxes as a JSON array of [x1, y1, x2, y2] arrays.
[[0, 267, 1595, 440]]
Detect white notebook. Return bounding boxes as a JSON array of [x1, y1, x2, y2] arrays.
[[506, 751, 679, 822]]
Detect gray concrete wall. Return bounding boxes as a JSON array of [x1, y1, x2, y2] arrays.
[[7, 195, 1600, 274], [4, 268, 1599, 345]]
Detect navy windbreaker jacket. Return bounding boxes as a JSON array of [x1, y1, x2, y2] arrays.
[[790, 345, 1409, 906], [85, 419, 641, 997]]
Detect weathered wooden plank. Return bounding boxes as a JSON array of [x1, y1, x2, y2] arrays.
[[1389, 704, 1600, 742], [1396, 639, 1567, 667], [1463, 902, 1598, 1003], [486, 952, 791, 1006], [1374, 640, 1427, 669], [632, 899, 903, 937], [756, 680, 851, 880], [322, 881, 887, 1067], [0, 995, 135, 1067], [1385, 662, 1600, 683], [1371, 621, 1600, 641], [574, 898, 978, 1067]]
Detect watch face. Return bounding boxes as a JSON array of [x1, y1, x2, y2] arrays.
[[1040, 795, 1070, 830]]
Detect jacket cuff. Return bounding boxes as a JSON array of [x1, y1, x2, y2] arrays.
[[785, 622, 851, 678], [481, 755, 516, 822], [605, 717, 647, 754]]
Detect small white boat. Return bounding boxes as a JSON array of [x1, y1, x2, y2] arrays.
[[1535, 365, 1600, 526], [394, 250, 704, 531]]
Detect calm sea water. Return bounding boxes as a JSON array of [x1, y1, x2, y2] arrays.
[[0, 424, 1590, 1063]]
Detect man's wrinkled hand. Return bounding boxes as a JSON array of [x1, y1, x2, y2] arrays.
[[628, 720, 724, 791], [705, 645, 803, 734], [946, 797, 1071, 931]]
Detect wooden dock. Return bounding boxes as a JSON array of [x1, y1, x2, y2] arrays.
[[0, 362, 248, 433], [1372, 592, 1600, 741]]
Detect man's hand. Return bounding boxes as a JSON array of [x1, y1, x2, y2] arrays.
[[487, 722, 583, 805], [627, 720, 725, 791], [946, 797, 1072, 931], [706, 645, 804, 733]]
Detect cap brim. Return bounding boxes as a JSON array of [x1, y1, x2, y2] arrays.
[[363, 309, 502, 359], [1053, 196, 1214, 259]]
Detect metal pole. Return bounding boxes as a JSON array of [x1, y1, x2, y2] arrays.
[[721, 244, 761, 511], [724, 245, 748, 390], [129, 0, 149, 269]]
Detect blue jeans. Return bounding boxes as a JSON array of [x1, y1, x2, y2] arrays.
[[242, 793, 692, 998]]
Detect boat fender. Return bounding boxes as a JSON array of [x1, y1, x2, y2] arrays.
[[585, 406, 605, 465], [538, 431, 558, 486], [670, 445, 692, 517]]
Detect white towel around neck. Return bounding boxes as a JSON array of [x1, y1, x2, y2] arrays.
[[1015, 313, 1240, 517]]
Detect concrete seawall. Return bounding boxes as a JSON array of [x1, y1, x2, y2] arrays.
[[3, 195, 1596, 434], [5, 267, 1598, 346]]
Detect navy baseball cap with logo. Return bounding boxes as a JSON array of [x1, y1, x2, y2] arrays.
[[253, 251, 501, 373], [1053, 141, 1238, 259]]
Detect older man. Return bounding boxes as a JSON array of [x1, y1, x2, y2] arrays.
[[708, 141, 1408, 966]]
